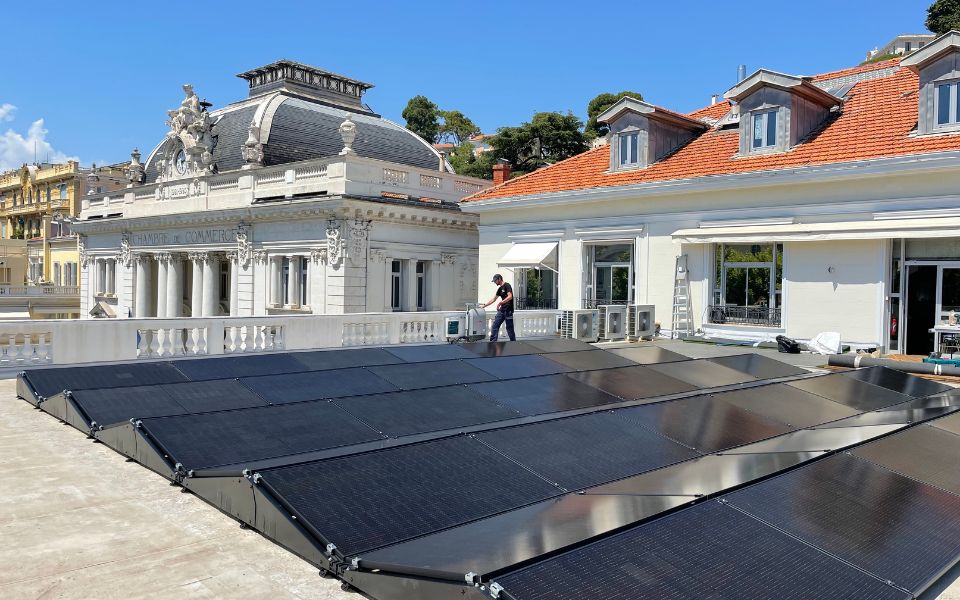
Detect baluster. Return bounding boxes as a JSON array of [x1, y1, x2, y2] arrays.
[[243, 325, 256, 352], [148, 329, 160, 358], [224, 327, 236, 353], [22, 334, 34, 364], [274, 326, 284, 350]]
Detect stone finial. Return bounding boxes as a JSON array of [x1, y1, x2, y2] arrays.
[[339, 115, 357, 156], [241, 121, 264, 169], [127, 148, 145, 186]]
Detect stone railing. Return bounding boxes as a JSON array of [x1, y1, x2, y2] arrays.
[[0, 309, 560, 367], [0, 285, 80, 297]]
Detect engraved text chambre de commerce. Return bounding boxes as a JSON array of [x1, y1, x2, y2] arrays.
[[131, 229, 236, 246]]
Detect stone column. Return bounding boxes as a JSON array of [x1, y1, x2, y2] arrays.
[[134, 255, 151, 318], [202, 254, 218, 316], [190, 253, 204, 317], [166, 253, 183, 318], [429, 259, 441, 310], [286, 255, 299, 307], [268, 256, 279, 306], [105, 259, 115, 295], [402, 258, 418, 311], [227, 252, 239, 316], [155, 253, 169, 318]]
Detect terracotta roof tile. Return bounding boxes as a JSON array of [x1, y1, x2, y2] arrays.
[[466, 64, 959, 202]]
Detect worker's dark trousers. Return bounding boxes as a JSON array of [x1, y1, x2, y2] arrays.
[[490, 309, 516, 341]]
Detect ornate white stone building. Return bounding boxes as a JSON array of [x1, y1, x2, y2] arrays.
[[73, 61, 487, 318]]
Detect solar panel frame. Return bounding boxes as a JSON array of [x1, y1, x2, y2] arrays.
[[365, 360, 495, 390], [468, 375, 623, 416], [644, 359, 758, 388], [813, 405, 959, 429], [239, 367, 398, 403], [721, 424, 903, 454]]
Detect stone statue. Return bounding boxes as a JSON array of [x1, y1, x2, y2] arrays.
[[242, 121, 264, 169], [161, 83, 216, 179], [339, 115, 357, 156], [126, 148, 145, 186]]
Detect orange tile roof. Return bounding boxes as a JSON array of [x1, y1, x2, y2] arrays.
[[811, 58, 900, 82], [466, 60, 960, 203]]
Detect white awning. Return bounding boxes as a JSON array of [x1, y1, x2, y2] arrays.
[[0, 310, 30, 320], [673, 217, 960, 244], [498, 242, 559, 272]]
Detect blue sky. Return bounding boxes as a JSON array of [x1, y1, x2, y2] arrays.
[[0, 0, 929, 170]]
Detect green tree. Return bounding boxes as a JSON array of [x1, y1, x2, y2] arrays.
[[584, 91, 644, 139], [449, 142, 495, 178], [401, 95, 440, 143], [438, 110, 480, 145], [489, 112, 588, 175], [928, 0, 960, 35]]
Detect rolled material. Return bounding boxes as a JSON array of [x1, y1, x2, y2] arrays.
[[828, 354, 960, 377]]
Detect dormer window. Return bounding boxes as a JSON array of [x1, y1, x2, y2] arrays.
[[936, 80, 960, 127], [751, 109, 778, 149], [619, 132, 640, 167]]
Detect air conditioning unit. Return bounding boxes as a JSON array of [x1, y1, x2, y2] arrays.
[[629, 304, 656, 339], [599, 305, 627, 341], [446, 307, 488, 340], [561, 309, 599, 342]]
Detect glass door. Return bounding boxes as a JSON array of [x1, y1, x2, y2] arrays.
[[594, 265, 631, 305], [723, 266, 772, 306], [939, 267, 960, 323]]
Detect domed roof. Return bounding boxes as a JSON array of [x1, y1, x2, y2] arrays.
[[143, 61, 446, 183]]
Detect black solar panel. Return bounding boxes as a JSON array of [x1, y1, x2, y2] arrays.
[[604, 345, 689, 364], [853, 424, 960, 496], [617, 396, 793, 452], [711, 384, 860, 428], [477, 412, 699, 490], [841, 366, 952, 398], [523, 338, 596, 354], [722, 424, 902, 454], [468, 375, 622, 416], [727, 453, 960, 593], [566, 365, 698, 401], [541, 349, 638, 371], [24, 362, 189, 398], [140, 401, 383, 470], [881, 391, 960, 412], [707, 353, 809, 379], [70, 379, 269, 428], [239, 368, 397, 403], [334, 387, 520, 437], [465, 355, 573, 379], [494, 500, 906, 600], [931, 412, 960, 436], [814, 405, 958, 428], [787, 373, 912, 411], [260, 436, 559, 555], [365, 360, 495, 390], [290, 347, 404, 371], [644, 359, 757, 388], [172, 353, 307, 381], [383, 344, 475, 363], [457, 341, 542, 357]]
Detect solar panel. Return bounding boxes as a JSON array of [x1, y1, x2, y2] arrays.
[[157, 379, 265, 413], [172, 353, 307, 381], [566, 365, 698, 401], [706, 353, 809, 379], [365, 360, 495, 390], [881, 391, 960, 412], [334, 387, 520, 437], [465, 355, 573, 379], [139, 401, 384, 470], [360, 493, 692, 579], [813, 405, 958, 428], [787, 373, 913, 411], [382, 344, 476, 363], [853, 424, 960, 496], [23, 362, 189, 398], [585, 451, 822, 498], [493, 500, 906, 600], [931, 412, 960, 436], [722, 424, 903, 454], [541, 349, 638, 371], [523, 338, 596, 354], [710, 384, 860, 428], [644, 359, 757, 388], [290, 347, 404, 371], [840, 366, 952, 397], [604, 345, 689, 364], [240, 368, 397, 403], [260, 436, 559, 555], [468, 375, 622, 416], [616, 396, 793, 452], [726, 453, 960, 594], [457, 341, 542, 357], [477, 412, 699, 490]]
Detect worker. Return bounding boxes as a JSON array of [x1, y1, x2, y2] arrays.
[[481, 273, 515, 341]]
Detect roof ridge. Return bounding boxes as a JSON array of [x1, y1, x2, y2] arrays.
[[463, 146, 610, 201]]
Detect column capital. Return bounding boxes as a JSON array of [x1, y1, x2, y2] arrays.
[[153, 251, 172, 263], [188, 251, 209, 263]]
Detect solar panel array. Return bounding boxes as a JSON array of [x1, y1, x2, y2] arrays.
[[16, 341, 960, 600]]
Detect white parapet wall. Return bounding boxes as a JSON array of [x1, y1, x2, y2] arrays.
[[0, 310, 561, 367]]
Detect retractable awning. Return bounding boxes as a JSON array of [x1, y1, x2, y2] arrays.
[[672, 217, 960, 244], [498, 242, 559, 272]]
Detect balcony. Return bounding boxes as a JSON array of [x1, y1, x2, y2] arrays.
[[708, 305, 782, 327], [516, 297, 558, 310], [0, 285, 80, 297], [582, 298, 629, 309]]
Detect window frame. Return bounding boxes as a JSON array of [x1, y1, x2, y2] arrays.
[[750, 108, 779, 151], [617, 131, 641, 168], [934, 79, 960, 129], [390, 260, 402, 311]]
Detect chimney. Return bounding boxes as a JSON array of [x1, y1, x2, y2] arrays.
[[737, 64, 747, 83], [492, 160, 511, 185], [711, 94, 719, 105]]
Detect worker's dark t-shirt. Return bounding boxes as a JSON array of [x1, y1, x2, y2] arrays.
[[496, 283, 514, 312]]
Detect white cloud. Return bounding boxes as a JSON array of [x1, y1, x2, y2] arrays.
[[0, 107, 78, 172]]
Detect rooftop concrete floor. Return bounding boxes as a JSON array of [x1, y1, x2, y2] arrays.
[[3, 344, 959, 599]]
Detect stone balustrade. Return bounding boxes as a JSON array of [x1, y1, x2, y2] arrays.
[[0, 309, 560, 367], [0, 285, 80, 297]]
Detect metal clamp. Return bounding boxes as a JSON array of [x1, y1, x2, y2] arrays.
[[325, 543, 337, 556], [489, 582, 504, 598], [464, 572, 478, 584]]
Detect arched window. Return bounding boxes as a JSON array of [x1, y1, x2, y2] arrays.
[[59, 183, 68, 200]]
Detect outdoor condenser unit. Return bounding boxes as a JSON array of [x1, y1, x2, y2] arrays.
[[629, 304, 656, 339], [561, 309, 599, 342], [599, 305, 627, 341], [446, 306, 488, 340]]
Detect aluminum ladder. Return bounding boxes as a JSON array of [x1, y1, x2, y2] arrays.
[[671, 254, 693, 339]]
